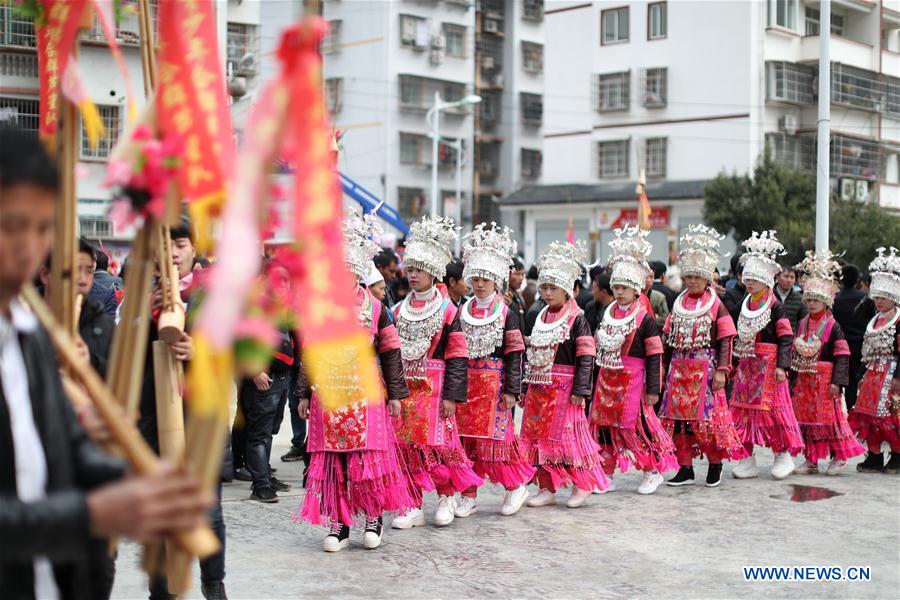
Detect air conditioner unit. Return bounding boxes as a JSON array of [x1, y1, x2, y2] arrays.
[[430, 50, 444, 66], [482, 56, 495, 70], [778, 114, 798, 134], [431, 34, 445, 49], [855, 180, 869, 202], [484, 19, 499, 33], [839, 178, 855, 201]]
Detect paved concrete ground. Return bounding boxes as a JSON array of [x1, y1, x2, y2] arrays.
[[113, 425, 900, 599]]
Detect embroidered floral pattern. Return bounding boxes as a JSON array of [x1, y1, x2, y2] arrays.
[[732, 344, 777, 411], [792, 364, 836, 425], [590, 368, 634, 428], [664, 358, 708, 421], [322, 400, 369, 451], [855, 366, 891, 417], [395, 378, 442, 446], [457, 359, 507, 440]]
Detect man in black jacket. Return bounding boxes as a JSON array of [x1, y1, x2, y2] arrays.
[[723, 265, 748, 326], [774, 267, 806, 333], [0, 128, 209, 600], [833, 264, 870, 409], [650, 260, 677, 310]]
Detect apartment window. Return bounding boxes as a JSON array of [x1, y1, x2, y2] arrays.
[[595, 71, 630, 112], [766, 132, 814, 173], [601, 7, 629, 45], [521, 93, 543, 125], [766, 61, 815, 105], [522, 42, 543, 74], [0, 97, 39, 135], [523, 0, 543, 22], [443, 82, 464, 104], [481, 91, 501, 126], [0, 4, 37, 48], [886, 76, 900, 119], [79, 216, 112, 238], [398, 186, 426, 220], [804, 7, 844, 36], [832, 63, 886, 112], [648, 2, 666, 40], [227, 22, 257, 64], [643, 67, 667, 108], [399, 133, 426, 165], [597, 140, 629, 178], [400, 14, 428, 48], [0, 53, 38, 78], [442, 23, 466, 58], [322, 20, 342, 54], [644, 138, 667, 178], [769, 0, 797, 31], [325, 78, 342, 114], [80, 105, 121, 161], [831, 134, 881, 181], [399, 75, 422, 108], [521, 148, 542, 179]]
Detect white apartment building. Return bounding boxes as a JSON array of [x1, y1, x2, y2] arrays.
[[502, 0, 900, 267], [0, 0, 261, 263]]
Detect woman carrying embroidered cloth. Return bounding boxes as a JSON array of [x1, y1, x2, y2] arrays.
[[729, 231, 804, 480], [661, 225, 746, 489], [451, 223, 534, 518], [590, 227, 677, 496], [849, 247, 900, 474], [294, 209, 418, 552], [390, 216, 482, 530], [520, 240, 609, 509], [790, 249, 864, 476]]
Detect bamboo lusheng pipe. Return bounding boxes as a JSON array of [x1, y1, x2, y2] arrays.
[[137, 0, 157, 95], [156, 225, 185, 344], [21, 284, 221, 558]]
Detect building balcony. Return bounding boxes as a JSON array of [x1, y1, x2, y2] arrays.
[[0, 51, 38, 87], [800, 34, 877, 72], [884, 51, 900, 80], [881, 183, 900, 211]]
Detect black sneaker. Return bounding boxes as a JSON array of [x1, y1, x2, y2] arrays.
[[363, 516, 384, 549], [856, 452, 885, 473], [281, 446, 305, 462], [233, 467, 252, 482], [666, 466, 695, 486], [270, 476, 292, 492], [250, 487, 279, 503], [323, 523, 350, 552], [201, 580, 228, 600], [706, 464, 723, 487], [885, 452, 900, 474]]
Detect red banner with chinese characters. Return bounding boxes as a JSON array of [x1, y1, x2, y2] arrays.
[[36, 0, 88, 141], [611, 207, 670, 229], [157, 0, 233, 251]]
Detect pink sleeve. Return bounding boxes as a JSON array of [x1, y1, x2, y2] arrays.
[[662, 314, 672, 334], [445, 331, 468, 359], [644, 335, 664, 356], [377, 325, 401, 353], [833, 339, 850, 357], [716, 315, 737, 339], [504, 329, 525, 353], [775, 318, 793, 338], [575, 335, 596, 357]]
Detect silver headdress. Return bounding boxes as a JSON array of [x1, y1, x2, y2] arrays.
[[462, 222, 518, 288], [403, 215, 458, 280], [740, 230, 785, 286], [342, 207, 383, 280], [678, 224, 725, 282], [608, 226, 652, 292], [536, 240, 587, 292], [868, 246, 900, 304], [795, 249, 842, 307]]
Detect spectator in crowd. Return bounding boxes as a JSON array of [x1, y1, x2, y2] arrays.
[[364, 263, 387, 303], [503, 257, 527, 337], [832, 263, 870, 409], [650, 260, 677, 310], [93, 249, 123, 291], [392, 275, 411, 304], [522, 264, 539, 311], [85, 245, 118, 319], [644, 273, 670, 329], [374, 249, 400, 306], [573, 266, 593, 309], [723, 262, 747, 325], [443, 259, 469, 307], [774, 267, 807, 332], [857, 272, 871, 295], [584, 271, 613, 333]]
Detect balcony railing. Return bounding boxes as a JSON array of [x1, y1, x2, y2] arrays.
[[0, 51, 38, 78], [0, 5, 37, 49], [766, 61, 898, 116]]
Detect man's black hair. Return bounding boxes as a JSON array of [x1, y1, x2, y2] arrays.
[[78, 238, 97, 263], [589, 264, 605, 282], [511, 257, 524, 271], [0, 128, 58, 192], [95, 250, 109, 271], [779, 266, 797, 275], [444, 260, 465, 285], [730, 253, 743, 277], [169, 218, 195, 243], [859, 272, 871, 286], [374, 249, 398, 268], [527, 265, 538, 280], [593, 272, 612, 294], [841, 263, 861, 289], [650, 260, 667, 279]]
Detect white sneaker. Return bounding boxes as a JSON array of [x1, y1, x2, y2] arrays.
[[825, 459, 848, 476], [323, 523, 349, 552], [433, 495, 457, 527], [771, 452, 795, 480], [454, 496, 477, 518], [637, 472, 664, 495], [526, 489, 556, 507], [593, 479, 616, 494], [732, 455, 759, 479], [390, 507, 425, 530], [566, 487, 592, 508], [362, 516, 383, 550], [500, 486, 529, 516], [794, 460, 819, 475]]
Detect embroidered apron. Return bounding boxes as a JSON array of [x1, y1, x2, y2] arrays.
[[521, 364, 574, 441], [590, 356, 646, 429], [731, 342, 779, 412], [855, 358, 897, 418], [457, 356, 509, 441], [661, 348, 716, 421], [393, 359, 447, 446]]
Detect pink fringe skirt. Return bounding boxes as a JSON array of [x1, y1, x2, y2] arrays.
[[396, 417, 484, 494], [460, 435, 536, 490], [520, 402, 609, 492], [730, 381, 805, 455], [662, 389, 747, 462], [595, 402, 678, 473], [848, 412, 900, 448], [799, 395, 865, 463], [294, 445, 421, 528]]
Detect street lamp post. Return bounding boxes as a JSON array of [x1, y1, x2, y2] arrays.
[[426, 92, 481, 218]]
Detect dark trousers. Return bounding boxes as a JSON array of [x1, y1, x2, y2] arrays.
[[846, 342, 863, 410], [231, 390, 248, 470], [87, 537, 116, 600], [286, 390, 307, 450], [246, 373, 290, 491]]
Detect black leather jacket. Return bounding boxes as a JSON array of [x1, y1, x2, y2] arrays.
[[0, 324, 125, 600]]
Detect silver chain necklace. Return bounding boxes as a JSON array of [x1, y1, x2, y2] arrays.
[[460, 295, 505, 359], [525, 304, 572, 386], [595, 302, 639, 370], [668, 290, 716, 351], [396, 288, 445, 379], [862, 309, 899, 364], [734, 294, 773, 359]]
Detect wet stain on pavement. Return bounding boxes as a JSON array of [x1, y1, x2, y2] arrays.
[[770, 484, 845, 502]]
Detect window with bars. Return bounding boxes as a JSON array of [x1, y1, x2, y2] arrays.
[[0, 96, 39, 135], [601, 7, 629, 45], [442, 23, 466, 58], [804, 7, 844, 36], [79, 216, 112, 238], [831, 134, 881, 181], [766, 61, 815, 105], [399, 75, 422, 108], [832, 63, 886, 112], [227, 22, 259, 75], [520, 93, 543, 125], [0, 5, 37, 48], [398, 186, 426, 220], [480, 91, 502, 128], [644, 138, 667, 178], [595, 71, 630, 112], [80, 105, 121, 161], [399, 132, 427, 165], [597, 140, 629, 179], [325, 78, 342, 114], [643, 68, 666, 108], [648, 2, 666, 40], [521, 148, 542, 179], [0, 52, 38, 78], [766, 132, 815, 173], [522, 42, 543, 74], [886, 76, 900, 119], [523, 0, 543, 22], [400, 14, 427, 48], [322, 20, 342, 54]]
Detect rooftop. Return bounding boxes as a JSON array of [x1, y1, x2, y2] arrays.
[[499, 179, 711, 206]]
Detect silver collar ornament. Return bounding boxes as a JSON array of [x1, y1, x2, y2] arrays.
[[861, 309, 900, 365], [460, 296, 505, 359], [668, 290, 717, 351], [734, 294, 773, 359], [595, 302, 640, 369], [396, 288, 445, 379], [524, 304, 572, 386]]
